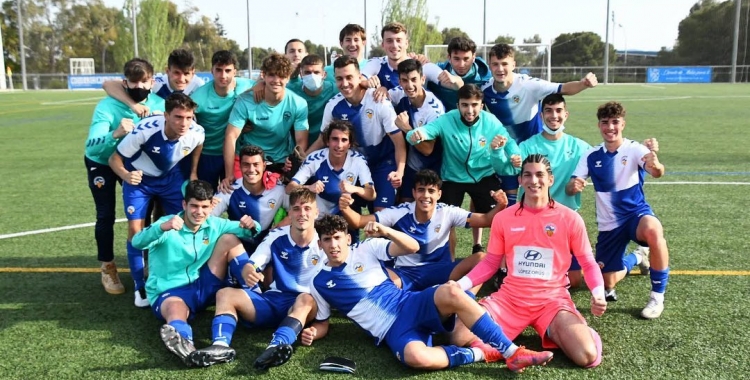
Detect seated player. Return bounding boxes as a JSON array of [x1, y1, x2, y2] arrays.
[[451, 155, 607, 368], [567, 101, 670, 319], [270, 215, 553, 373], [187, 188, 327, 368], [211, 145, 289, 256], [339, 169, 507, 292], [131, 180, 261, 365]]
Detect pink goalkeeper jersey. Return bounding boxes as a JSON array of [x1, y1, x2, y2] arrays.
[[486, 203, 600, 304]]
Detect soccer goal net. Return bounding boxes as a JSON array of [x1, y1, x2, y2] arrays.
[[424, 43, 552, 81], [70, 58, 96, 75]]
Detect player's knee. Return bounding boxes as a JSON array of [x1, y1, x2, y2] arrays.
[[575, 343, 600, 368], [436, 284, 466, 307], [216, 287, 242, 307], [295, 293, 315, 307], [217, 233, 241, 248], [402, 347, 436, 369]]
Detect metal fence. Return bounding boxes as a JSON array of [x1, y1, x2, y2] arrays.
[[2, 66, 749, 90]]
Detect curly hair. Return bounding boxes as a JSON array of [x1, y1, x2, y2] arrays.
[[315, 214, 349, 237]]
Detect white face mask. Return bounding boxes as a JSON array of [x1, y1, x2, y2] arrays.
[[301, 73, 324, 91], [542, 123, 565, 135]]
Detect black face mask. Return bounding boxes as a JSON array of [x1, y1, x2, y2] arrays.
[[126, 87, 150, 103]]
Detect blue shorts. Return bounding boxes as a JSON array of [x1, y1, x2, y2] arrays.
[[151, 265, 223, 321], [240, 290, 299, 328], [498, 175, 519, 192], [371, 160, 397, 209], [122, 175, 185, 220], [196, 153, 225, 190], [394, 261, 459, 291], [384, 286, 456, 364], [569, 255, 581, 271], [596, 208, 654, 273]]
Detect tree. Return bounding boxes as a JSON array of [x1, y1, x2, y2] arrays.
[[515, 34, 543, 66], [138, 0, 186, 70], [1, 1, 20, 73], [491, 34, 515, 45], [381, 0, 442, 54], [551, 32, 614, 66], [672, 0, 748, 65], [59, 0, 120, 73], [441, 27, 469, 44]]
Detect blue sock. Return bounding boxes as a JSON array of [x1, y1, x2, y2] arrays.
[[211, 314, 237, 346], [169, 320, 193, 342], [126, 241, 145, 290], [269, 316, 303, 346], [228, 252, 250, 287], [506, 193, 517, 206], [650, 267, 670, 293], [442, 345, 476, 368], [623, 253, 638, 272], [470, 312, 515, 356]]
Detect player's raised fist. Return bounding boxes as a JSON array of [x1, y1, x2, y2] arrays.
[[364, 221, 386, 238], [239, 215, 256, 230], [642, 151, 660, 169], [409, 129, 425, 145], [308, 180, 325, 194], [570, 177, 586, 193], [490, 189, 508, 210], [160, 215, 184, 231], [395, 111, 411, 132], [582, 72, 598, 87], [387, 171, 403, 188], [126, 170, 143, 185], [339, 192, 354, 210], [510, 154, 522, 168], [113, 118, 135, 139], [643, 138, 659, 152], [491, 135, 507, 149]]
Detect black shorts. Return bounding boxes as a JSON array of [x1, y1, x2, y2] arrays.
[[440, 175, 501, 213]]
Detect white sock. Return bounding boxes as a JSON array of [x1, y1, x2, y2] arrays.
[[651, 291, 665, 303], [213, 341, 229, 347], [470, 347, 484, 362], [634, 252, 643, 265], [502, 344, 519, 359]]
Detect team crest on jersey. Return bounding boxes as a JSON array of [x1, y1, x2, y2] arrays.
[[544, 223, 556, 237], [434, 224, 442, 233], [283, 111, 292, 121], [365, 109, 374, 119], [93, 176, 105, 188], [353, 262, 364, 273], [478, 137, 487, 148], [345, 172, 355, 183], [202, 231, 210, 245], [239, 201, 246, 208], [182, 147, 191, 156], [418, 120, 424, 127], [621, 156, 628, 166], [512, 95, 521, 104], [127, 205, 135, 215], [598, 261, 605, 269], [268, 199, 276, 209], [311, 254, 320, 266]]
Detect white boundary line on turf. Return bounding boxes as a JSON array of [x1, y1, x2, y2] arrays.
[[40, 97, 103, 105], [646, 181, 750, 185], [0, 218, 127, 240]]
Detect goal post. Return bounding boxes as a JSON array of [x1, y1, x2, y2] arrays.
[[424, 43, 552, 81], [70, 58, 96, 75]]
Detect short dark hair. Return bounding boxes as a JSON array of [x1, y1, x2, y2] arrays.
[[239, 145, 266, 161], [165, 92, 198, 113], [333, 56, 360, 71], [542, 94, 567, 109], [381, 22, 408, 39], [211, 50, 238, 68], [289, 187, 317, 206], [184, 180, 214, 202], [261, 53, 294, 79], [457, 84, 484, 101], [397, 59, 422, 77], [322, 119, 357, 147], [285, 39, 306, 53], [339, 24, 366, 43], [597, 101, 626, 120], [315, 214, 349, 237], [488, 44, 515, 60], [300, 54, 324, 68], [123, 58, 154, 82], [413, 169, 442, 189], [447, 37, 477, 55], [167, 49, 196, 70]]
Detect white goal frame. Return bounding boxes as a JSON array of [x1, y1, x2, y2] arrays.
[[70, 58, 96, 75], [424, 43, 552, 81]]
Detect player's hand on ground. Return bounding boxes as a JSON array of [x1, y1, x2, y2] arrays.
[[113, 118, 135, 139], [643, 138, 659, 152], [364, 221, 387, 238], [130, 104, 150, 118], [490, 190, 508, 210], [569, 178, 586, 194], [339, 192, 354, 211], [491, 135, 507, 150], [387, 171, 403, 188], [252, 81, 266, 103], [409, 129, 425, 145], [373, 86, 389, 102], [242, 264, 264, 287], [510, 154, 522, 168], [590, 296, 607, 317], [581, 72, 598, 87], [308, 180, 325, 194], [125, 170, 143, 185], [395, 111, 412, 132], [642, 151, 661, 170], [218, 177, 235, 194], [160, 215, 184, 231], [300, 326, 317, 346], [438, 70, 462, 90], [239, 215, 256, 230]]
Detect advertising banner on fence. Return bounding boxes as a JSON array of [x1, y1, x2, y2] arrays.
[[646, 67, 712, 83], [69, 72, 215, 90]]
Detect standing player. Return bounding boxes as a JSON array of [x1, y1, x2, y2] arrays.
[[131, 180, 260, 365], [428, 37, 492, 112], [452, 155, 607, 368], [220, 53, 309, 192], [190, 50, 256, 187], [84, 58, 165, 295], [284, 39, 308, 86], [287, 54, 339, 146], [274, 214, 553, 373], [324, 24, 368, 82], [108, 93, 205, 307], [388, 59, 445, 202], [103, 49, 205, 117], [186, 188, 327, 369], [339, 169, 507, 292], [567, 101, 670, 319], [307, 56, 406, 212]]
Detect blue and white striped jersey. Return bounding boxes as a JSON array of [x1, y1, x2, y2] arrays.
[[211, 178, 288, 232], [388, 86, 445, 171], [152, 73, 205, 99], [250, 226, 324, 293]]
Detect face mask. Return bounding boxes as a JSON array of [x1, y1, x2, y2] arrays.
[[302, 74, 324, 91], [542, 123, 565, 135], [126, 87, 150, 103]]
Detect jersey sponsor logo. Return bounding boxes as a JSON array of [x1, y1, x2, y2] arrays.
[[478, 137, 487, 148], [353, 262, 364, 273], [93, 176, 105, 188], [365, 109, 374, 119], [381, 197, 388, 203], [490, 98, 497, 104], [621, 156, 628, 166], [513, 246, 554, 280], [326, 279, 336, 288], [384, 75, 391, 82], [544, 223, 556, 237], [408, 225, 417, 234], [268, 199, 276, 209], [280, 251, 289, 260], [322, 176, 330, 183], [341, 114, 349, 121], [152, 146, 161, 154], [311, 254, 320, 265], [434, 224, 441, 233], [524, 250, 543, 261], [512, 95, 521, 104], [127, 205, 135, 215], [239, 201, 246, 208], [595, 161, 602, 168]]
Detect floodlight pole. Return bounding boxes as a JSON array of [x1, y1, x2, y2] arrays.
[[603, 0, 610, 85], [731, 0, 741, 83], [364, 0, 368, 58], [132, 0, 138, 56], [483, 0, 487, 44], [0, 18, 6, 89], [17, 0, 27, 90]]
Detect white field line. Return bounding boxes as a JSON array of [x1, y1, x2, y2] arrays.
[[40, 96, 103, 105]]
